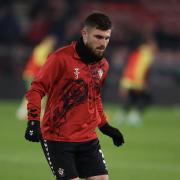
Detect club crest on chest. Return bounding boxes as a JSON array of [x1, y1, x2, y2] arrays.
[[98, 68, 103, 80]]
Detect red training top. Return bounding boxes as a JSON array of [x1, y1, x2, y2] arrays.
[[26, 42, 109, 142]]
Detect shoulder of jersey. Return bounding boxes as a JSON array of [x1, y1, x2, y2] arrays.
[[53, 44, 74, 57], [102, 58, 109, 66]]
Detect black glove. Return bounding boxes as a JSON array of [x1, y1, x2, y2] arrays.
[[99, 123, 124, 147], [25, 120, 41, 142]]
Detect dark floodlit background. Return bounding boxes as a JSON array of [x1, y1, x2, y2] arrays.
[[0, 0, 179, 180]]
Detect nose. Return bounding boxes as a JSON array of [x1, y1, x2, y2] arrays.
[[100, 38, 107, 48]]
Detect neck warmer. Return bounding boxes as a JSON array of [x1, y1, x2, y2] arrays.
[[75, 37, 103, 64]]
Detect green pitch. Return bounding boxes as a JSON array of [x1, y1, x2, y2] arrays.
[[0, 101, 180, 180]]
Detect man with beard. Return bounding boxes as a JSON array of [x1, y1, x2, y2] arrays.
[[25, 12, 124, 180]]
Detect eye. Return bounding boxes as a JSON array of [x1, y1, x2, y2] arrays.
[[94, 35, 103, 39]]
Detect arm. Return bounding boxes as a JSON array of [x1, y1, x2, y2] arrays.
[[97, 61, 124, 147], [25, 53, 63, 142], [97, 95, 124, 147], [99, 123, 124, 147]]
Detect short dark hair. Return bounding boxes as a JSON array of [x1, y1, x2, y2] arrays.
[[83, 12, 112, 30]]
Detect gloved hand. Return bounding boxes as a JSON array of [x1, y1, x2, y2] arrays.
[[99, 123, 124, 147], [25, 120, 41, 142]]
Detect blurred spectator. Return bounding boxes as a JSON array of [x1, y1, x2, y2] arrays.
[[25, 0, 71, 46], [25, 0, 51, 45], [0, 0, 23, 77], [0, 0, 22, 44], [155, 24, 180, 50]]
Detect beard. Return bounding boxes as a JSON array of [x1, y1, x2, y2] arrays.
[[75, 37, 106, 64], [86, 43, 105, 59]]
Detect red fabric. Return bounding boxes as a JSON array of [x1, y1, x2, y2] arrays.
[[26, 42, 108, 142]]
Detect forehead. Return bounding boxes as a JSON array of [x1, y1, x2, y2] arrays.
[[88, 28, 111, 37]]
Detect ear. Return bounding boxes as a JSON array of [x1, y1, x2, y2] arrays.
[[81, 28, 88, 43], [81, 28, 87, 37]]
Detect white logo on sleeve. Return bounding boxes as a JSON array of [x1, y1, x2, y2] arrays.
[[29, 130, 33, 136]]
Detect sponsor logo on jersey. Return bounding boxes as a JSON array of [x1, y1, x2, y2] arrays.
[[74, 68, 80, 79]]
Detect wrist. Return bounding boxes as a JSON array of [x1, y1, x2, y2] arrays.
[[28, 120, 40, 126], [99, 123, 114, 136]]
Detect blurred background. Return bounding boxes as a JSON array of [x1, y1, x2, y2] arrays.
[[0, 0, 180, 180]]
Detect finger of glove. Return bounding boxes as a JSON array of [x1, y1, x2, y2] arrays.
[[113, 138, 124, 146], [31, 138, 40, 142], [25, 131, 40, 142], [114, 131, 125, 144], [120, 136, 125, 144], [25, 135, 40, 142], [28, 139, 39, 142]]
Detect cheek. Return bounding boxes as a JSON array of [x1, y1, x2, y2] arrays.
[[93, 39, 101, 49], [105, 41, 109, 47], [88, 39, 97, 49]]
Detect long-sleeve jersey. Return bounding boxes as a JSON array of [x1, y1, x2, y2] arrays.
[[26, 42, 109, 142]]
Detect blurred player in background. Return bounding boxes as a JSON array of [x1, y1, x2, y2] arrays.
[[25, 12, 124, 180], [16, 35, 57, 120], [117, 38, 157, 126]]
